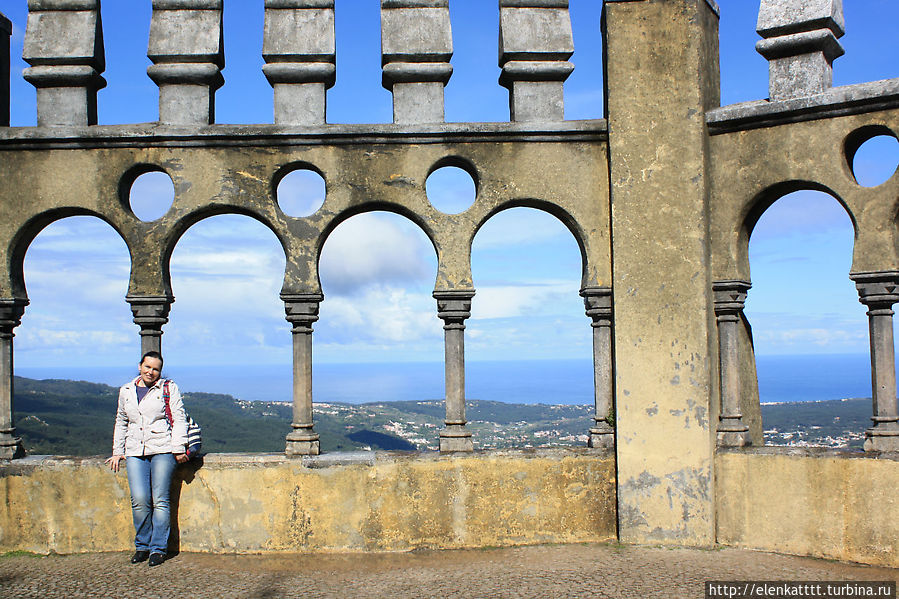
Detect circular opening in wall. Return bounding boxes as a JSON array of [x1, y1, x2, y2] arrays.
[[848, 132, 899, 188], [277, 168, 326, 218], [129, 170, 175, 222], [426, 165, 476, 215]]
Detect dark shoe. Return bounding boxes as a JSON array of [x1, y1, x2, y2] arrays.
[[148, 552, 166, 567], [130, 550, 150, 564]]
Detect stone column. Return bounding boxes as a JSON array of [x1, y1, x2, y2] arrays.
[[1, 11, 11, 127], [434, 290, 474, 452], [580, 286, 614, 449], [262, 0, 336, 125], [282, 293, 323, 456], [498, 0, 574, 122], [756, 0, 845, 102], [0, 299, 27, 460], [148, 0, 224, 125], [126, 295, 173, 357], [713, 280, 751, 447], [851, 272, 899, 452], [22, 0, 106, 126], [380, 0, 453, 124]]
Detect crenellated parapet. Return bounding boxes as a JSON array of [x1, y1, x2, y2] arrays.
[[22, 0, 106, 126], [148, 0, 224, 125], [756, 0, 845, 101], [380, 0, 453, 124], [499, 0, 574, 121], [263, 0, 335, 125]]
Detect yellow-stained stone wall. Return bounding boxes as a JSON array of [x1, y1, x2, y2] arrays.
[[0, 449, 616, 554], [716, 449, 899, 568]]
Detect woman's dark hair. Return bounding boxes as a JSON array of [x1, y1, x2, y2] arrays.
[[140, 350, 164, 367]]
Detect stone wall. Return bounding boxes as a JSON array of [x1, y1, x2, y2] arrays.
[[716, 449, 899, 567], [0, 449, 616, 554]]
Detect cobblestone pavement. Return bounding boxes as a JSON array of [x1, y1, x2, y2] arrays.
[[2, 544, 897, 599]]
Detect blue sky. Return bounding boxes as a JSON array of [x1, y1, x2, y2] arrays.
[[3, 0, 899, 371]]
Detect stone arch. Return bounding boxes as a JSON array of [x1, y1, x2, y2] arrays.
[[161, 206, 290, 297], [735, 181, 858, 281], [7, 208, 132, 300], [315, 204, 440, 292], [471, 199, 590, 287]]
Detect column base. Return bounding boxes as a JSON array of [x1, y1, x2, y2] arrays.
[[588, 430, 614, 449], [717, 429, 752, 448], [587, 420, 614, 449], [864, 423, 899, 452], [285, 430, 320, 456], [0, 434, 25, 460], [439, 427, 473, 452]]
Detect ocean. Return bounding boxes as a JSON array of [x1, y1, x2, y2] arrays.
[[14, 353, 878, 406]]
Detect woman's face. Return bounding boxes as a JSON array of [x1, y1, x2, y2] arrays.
[[139, 356, 163, 387]]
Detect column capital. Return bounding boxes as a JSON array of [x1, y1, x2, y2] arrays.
[[126, 294, 173, 329], [580, 286, 612, 325], [712, 280, 751, 316], [850, 271, 899, 309], [0, 298, 29, 338], [433, 289, 474, 329], [281, 292, 323, 333]]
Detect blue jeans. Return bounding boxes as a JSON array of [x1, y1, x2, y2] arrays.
[[126, 454, 176, 554]]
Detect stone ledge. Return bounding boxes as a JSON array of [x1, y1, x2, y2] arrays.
[[707, 78, 899, 135], [0, 119, 609, 150], [1, 446, 615, 473], [717, 445, 899, 462]]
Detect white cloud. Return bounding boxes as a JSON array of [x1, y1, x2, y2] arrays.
[[470, 282, 581, 320], [473, 208, 574, 250], [320, 213, 435, 295]]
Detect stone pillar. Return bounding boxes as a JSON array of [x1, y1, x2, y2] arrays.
[[434, 290, 474, 452], [756, 0, 845, 102], [126, 295, 173, 357], [262, 0, 335, 125], [380, 0, 453, 124], [148, 0, 224, 125], [850, 272, 899, 452], [282, 293, 322, 456], [713, 280, 751, 447], [22, 0, 106, 126], [581, 286, 614, 449], [604, 0, 720, 546], [1, 11, 11, 127], [0, 299, 27, 460], [498, 0, 574, 122]]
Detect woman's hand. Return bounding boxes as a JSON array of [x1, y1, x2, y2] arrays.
[[174, 453, 189, 464], [105, 455, 125, 472]]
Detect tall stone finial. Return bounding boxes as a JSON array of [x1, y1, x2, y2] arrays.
[[756, 0, 845, 102], [0, 12, 11, 126], [22, 0, 106, 126], [498, 0, 574, 122], [380, 0, 453, 124], [263, 0, 336, 126], [148, 0, 224, 125]]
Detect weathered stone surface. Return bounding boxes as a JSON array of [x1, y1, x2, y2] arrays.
[[380, 1, 453, 124], [22, 0, 105, 126], [0, 12, 10, 127], [756, 0, 845, 101], [262, 0, 335, 125], [604, 0, 720, 547], [717, 449, 899, 567], [498, 0, 573, 121], [0, 450, 616, 553], [148, 0, 224, 124]]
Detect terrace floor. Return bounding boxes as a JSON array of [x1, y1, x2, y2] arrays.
[[2, 542, 897, 598]]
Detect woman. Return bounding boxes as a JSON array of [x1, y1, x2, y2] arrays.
[[105, 351, 188, 567]]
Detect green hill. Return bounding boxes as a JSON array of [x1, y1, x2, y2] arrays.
[[10, 376, 875, 456]]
